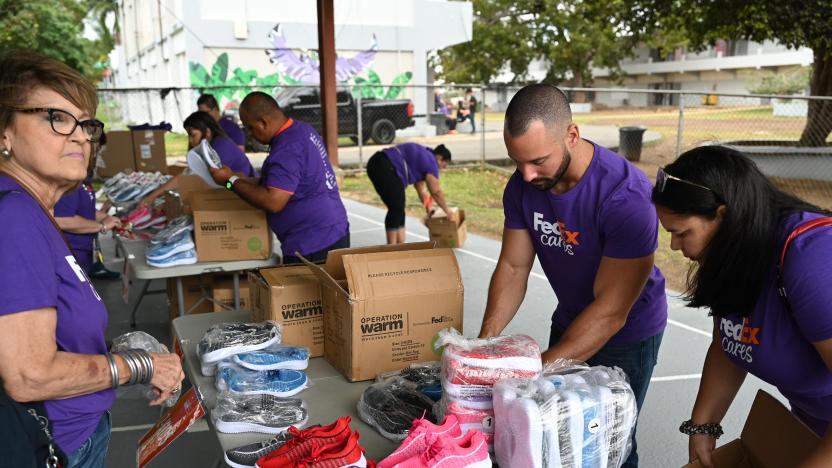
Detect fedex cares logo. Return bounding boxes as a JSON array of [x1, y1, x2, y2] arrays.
[[719, 317, 761, 363], [533, 212, 580, 256]]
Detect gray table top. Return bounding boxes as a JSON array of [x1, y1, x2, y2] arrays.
[[172, 310, 397, 463], [117, 236, 280, 280]]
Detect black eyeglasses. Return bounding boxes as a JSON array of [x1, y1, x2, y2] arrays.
[[8, 107, 104, 142], [656, 167, 717, 196]]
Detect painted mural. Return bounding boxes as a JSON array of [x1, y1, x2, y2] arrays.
[[189, 24, 412, 109]]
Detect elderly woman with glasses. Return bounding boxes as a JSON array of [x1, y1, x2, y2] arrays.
[[652, 145, 832, 467], [0, 51, 184, 468]]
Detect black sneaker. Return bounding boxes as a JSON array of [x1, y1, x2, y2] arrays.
[[223, 431, 296, 468], [357, 377, 436, 441], [198, 321, 282, 366]]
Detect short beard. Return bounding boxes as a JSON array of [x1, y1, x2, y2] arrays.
[[531, 145, 572, 191]]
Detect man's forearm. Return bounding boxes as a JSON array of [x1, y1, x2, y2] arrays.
[[54, 215, 101, 234], [479, 262, 529, 338], [232, 179, 280, 213], [542, 302, 628, 362]]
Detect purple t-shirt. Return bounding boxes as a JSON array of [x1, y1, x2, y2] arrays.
[[382, 143, 440, 187], [53, 183, 96, 258], [219, 117, 246, 147], [503, 141, 667, 345], [259, 120, 349, 257], [718, 211, 832, 436], [0, 175, 114, 454], [212, 136, 255, 177]]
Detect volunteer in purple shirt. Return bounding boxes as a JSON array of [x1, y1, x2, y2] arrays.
[[366, 142, 456, 244], [140, 111, 255, 206], [0, 51, 183, 467], [197, 93, 246, 152], [478, 84, 667, 468], [208, 91, 349, 264], [653, 146, 832, 467]]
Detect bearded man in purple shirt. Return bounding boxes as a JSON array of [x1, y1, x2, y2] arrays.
[[209, 92, 349, 264], [478, 84, 667, 468]]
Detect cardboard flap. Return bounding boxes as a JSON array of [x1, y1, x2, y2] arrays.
[[298, 254, 350, 298], [741, 390, 820, 468], [259, 266, 317, 287], [427, 208, 465, 228], [322, 241, 436, 281], [190, 190, 255, 211], [343, 248, 463, 300]]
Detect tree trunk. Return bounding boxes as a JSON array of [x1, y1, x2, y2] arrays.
[[798, 50, 832, 147], [572, 72, 587, 103]]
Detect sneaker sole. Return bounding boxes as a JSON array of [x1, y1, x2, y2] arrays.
[[147, 254, 198, 268], [202, 334, 281, 365], [223, 453, 256, 468], [215, 414, 308, 435], [232, 357, 309, 371], [146, 242, 196, 261]]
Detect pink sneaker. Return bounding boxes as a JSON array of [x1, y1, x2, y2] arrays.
[[395, 430, 491, 468], [447, 402, 494, 439], [124, 205, 151, 225], [378, 415, 462, 468]]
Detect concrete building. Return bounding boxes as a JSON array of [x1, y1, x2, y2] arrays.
[[105, 0, 472, 128]]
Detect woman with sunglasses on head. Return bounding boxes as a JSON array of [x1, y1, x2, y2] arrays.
[[652, 145, 832, 467], [0, 51, 184, 468]]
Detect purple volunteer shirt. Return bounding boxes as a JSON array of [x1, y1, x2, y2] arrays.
[[718, 211, 832, 436], [259, 119, 349, 257], [212, 135, 255, 177], [382, 143, 440, 187], [0, 175, 114, 454], [219, 116, 246, 147], [503, 141, 667, 345], [54, 182, 97, 273]]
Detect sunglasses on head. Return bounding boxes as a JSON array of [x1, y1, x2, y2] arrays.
[[656, 167, 718, 198]]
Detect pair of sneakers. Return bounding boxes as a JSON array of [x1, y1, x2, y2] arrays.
[[213, 392, 308, 435], [145, 230, 197, 267], [379, 415, 492, 468], [255, 416, 368, 468]]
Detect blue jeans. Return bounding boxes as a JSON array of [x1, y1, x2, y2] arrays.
[[549, 323, 663, 468], [67, 412, 111, 468]]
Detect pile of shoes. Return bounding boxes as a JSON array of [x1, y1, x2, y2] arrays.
[[357, 377, 437, 441], [101, 171, 171, 203], [435, 328, 542, 450], [144, 216, 196, 267], [250, 416, 370, 468], [378, 414, 492, 468], [122, 202, 166, 231], [492, 362, 637, 468]]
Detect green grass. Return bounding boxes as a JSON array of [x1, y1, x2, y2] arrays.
[[165, 132, 189, 157]]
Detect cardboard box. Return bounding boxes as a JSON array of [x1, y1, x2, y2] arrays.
[[249, 266, 324, 357], [132, 129, 168, 173], [98, 130, 135, 177], [683, 390, 820, 468], [174, 175, 213, 215], [212, 276, 250, 312], [191, 190, 272, 262], [302, 242, 464, 381], [166, 275, 214, 319], [167, 161, 189, 177], [426, 208, 467, 248]]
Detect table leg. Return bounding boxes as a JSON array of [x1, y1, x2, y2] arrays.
[[233, 272, 240, 310], [177, 277, 186, 317], [130, 280, 152, 328]]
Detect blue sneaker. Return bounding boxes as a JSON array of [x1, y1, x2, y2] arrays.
[[232, 344, 310, 371], [146, 231, 194, 261], [216, 364, 308, 398], [146, 248, 197, 267]]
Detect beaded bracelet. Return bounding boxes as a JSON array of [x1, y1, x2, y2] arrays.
[[679, 419, 724, 439]]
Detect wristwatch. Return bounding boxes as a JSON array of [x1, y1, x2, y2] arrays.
[[225, 175, 240, 191]]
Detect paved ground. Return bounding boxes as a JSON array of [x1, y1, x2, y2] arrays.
[[96, 198, 778, 467]]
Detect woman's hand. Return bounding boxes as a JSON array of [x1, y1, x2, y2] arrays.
[[689, 434, 717, 467], [100, 215, 121, 232], [147, 352, 185, 406]]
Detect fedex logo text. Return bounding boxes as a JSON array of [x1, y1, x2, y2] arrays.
[[720, 317, 760, 363], [533, 212, 580, 255]]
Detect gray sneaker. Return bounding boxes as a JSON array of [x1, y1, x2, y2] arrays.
[[223, 431, 295, 468]]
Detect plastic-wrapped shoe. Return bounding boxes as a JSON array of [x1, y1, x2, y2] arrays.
[[199, 321, 282, 365], [233, 344, 311, 371], [146, 248, 197, 267], [357, 378, 436, 441], [216, 364, 309, 398], [146, 231, 194, 261], [213, 392, 307, 434]]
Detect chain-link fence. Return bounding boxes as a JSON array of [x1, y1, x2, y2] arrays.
[[96, 84, 832, 209]]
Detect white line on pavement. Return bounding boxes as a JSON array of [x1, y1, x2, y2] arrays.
[[651, 373, 702, 382], [667, 319, 711, 338]]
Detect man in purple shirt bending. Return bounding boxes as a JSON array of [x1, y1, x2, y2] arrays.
[[478, 84, 667, 468], [208, 92, 349, 264], [197, 94, 246, 152]]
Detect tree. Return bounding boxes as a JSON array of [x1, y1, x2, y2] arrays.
[[624, 0, 832, 146], [0, 0, 113, 81], [435, 0, 635, 102]]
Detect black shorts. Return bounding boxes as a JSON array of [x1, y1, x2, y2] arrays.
[[366, 151, 406, 230]]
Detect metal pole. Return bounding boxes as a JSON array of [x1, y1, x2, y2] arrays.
[[480, 86, 486, 167], [357, 88, 363, 167], [676, 93, 685, 157]]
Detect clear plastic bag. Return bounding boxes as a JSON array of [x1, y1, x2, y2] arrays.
[[493, 361, 637, 468], [215, 362, 309, 398], [110, 331, 180, 407], [436, 328, 542, 387], [197, 320, 283, 370], [212, 391, 308, 434], [232, 343, 310, 371], [357, 377, 437, 441]]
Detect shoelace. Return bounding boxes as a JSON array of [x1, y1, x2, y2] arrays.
[[419, 436, 450, 463]]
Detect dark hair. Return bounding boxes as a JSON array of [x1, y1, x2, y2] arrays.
[[183, 111, 226, 141], [504, 84, 571, 137], [652, 145, 828, 316], [196, 94, 219, 110], [240, 91, 282, 119], [433, 144, 452, 162]]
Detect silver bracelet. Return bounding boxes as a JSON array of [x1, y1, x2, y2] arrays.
[[122, 351, 140, 386], [136, 350, 154, 385], [105, 353, 119, 389]]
